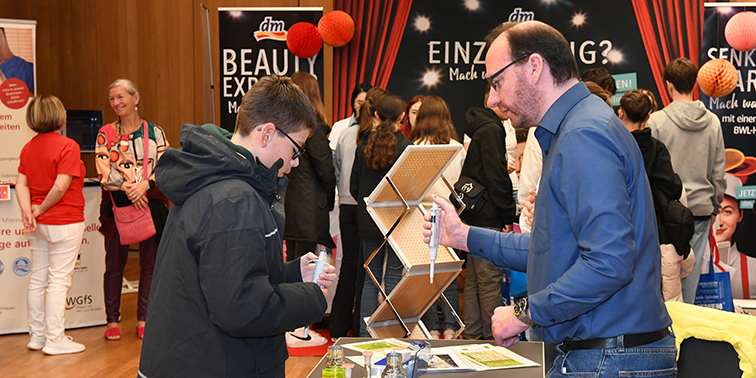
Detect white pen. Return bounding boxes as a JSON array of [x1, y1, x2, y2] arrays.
[[303, 250, 327, 338], [429, 202, 440, 284]]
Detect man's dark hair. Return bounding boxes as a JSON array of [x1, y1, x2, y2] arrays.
[[620, 89, 653, 123], [350, 82, 372, 114], [582, 67, 617, 95], [234, 74, 316, 136], [486, 21, 579, 86], [663, 57, 698, 95]]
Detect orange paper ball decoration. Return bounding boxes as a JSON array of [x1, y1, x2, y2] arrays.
[[318, 11, 355, 47], [725, 11, 756, 52], [286, 22, 322, 58], [698, 59, 739, 98]]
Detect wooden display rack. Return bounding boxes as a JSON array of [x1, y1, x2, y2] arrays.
[[362, 145, 466, 339]]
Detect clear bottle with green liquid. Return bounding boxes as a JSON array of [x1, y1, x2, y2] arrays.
[[322, 345, 346, 378]]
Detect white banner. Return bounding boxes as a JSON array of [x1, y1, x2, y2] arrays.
[[0, 19, 36, 184], [0, 186, 106, 334]]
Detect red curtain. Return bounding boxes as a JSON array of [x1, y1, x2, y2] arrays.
[[632, 0, 704, 106], [333, 0, 413, 122]]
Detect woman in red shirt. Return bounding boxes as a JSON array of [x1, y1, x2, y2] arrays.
[[16, 95, 86, 355]]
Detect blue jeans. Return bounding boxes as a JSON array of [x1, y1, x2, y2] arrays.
[[359, 236, 404, 337], [548, 334, 677, 377]]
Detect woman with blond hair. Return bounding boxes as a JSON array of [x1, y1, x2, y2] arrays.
[[16, 95, 86, 355], [95, 78, 170, 340]]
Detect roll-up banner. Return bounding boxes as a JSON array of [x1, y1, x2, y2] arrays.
[[0, 18, 36, 184], [218, 7, 324, 132]]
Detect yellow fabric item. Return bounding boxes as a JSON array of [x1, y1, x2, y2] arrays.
[[666, 301, 756, 377]]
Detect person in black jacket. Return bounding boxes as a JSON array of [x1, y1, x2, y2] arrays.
[[619, 89, 692, 302], [350, 93, 413, 336], [284, 72, 336, 261], [138, 75, 337, 378], [459, 89, 516, 340]]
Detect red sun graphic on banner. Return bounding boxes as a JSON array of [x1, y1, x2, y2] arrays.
[[0, 78, 30, 110]]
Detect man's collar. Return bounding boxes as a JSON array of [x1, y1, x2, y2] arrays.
[[538, 82, 590, 134]]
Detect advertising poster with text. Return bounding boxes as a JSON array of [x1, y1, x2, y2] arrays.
[[702, 4, 756, 275], [0, 188, 105, 334], [334, 0, 676, 139], [219, 8, 324, 132], [0, 19, 36, 184]]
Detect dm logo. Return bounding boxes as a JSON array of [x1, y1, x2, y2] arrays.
[[254, 16, 287, 42], [12, 257, 31, 277], [508, 8, 535, 22], [0, 259, 4, 276]]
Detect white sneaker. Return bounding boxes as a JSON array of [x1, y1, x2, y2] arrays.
[[429, 330, 441, 339], [42, 335, 85, 355], [286, 327, 328, 348], [27, 334, 45, 350], [443, 329, 457, 340]]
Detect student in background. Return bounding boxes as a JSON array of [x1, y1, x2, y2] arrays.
[[330, 86, 385, 339], [411, 95, 465, 339], [459, 84, 515, 340], [401, 95, 424, 139], [284, 71, 336, 262], [648, 57, 726, 303], [329, 83, 372, 150], [351, 93, 412, 337]]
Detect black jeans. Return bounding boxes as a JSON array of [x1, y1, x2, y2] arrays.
[[329, 204, 364, 338]]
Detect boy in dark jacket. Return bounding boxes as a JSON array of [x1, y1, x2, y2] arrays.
[[459, 97, 516, 339], [619, 89, 693, 302], [138, 75, 337, 378]]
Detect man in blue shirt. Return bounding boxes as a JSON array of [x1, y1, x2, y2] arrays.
[[424, 21, 675, 377]]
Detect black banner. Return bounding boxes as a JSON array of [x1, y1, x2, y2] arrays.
[[219, 8, 324, 132]]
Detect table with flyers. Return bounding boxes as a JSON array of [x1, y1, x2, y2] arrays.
[[306, 338, 545, 378]]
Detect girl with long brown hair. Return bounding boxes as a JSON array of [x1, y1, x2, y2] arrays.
[[349, 93, 413, 336]]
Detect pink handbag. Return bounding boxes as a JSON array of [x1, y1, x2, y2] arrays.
[[111, 120, 156, 245]]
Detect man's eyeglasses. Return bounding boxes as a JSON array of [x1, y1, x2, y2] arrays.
[[486, 53, 532, 91], [276, 127, 305, 159]]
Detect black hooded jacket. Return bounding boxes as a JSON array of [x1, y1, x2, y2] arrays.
[[460, 108, 516, 228], [138, 124, 327, 378]]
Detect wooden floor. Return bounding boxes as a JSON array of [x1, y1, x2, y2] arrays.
[[0, 256, 322, 378]]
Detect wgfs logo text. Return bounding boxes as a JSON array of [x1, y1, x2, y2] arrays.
[[65, 295, 93, 310]]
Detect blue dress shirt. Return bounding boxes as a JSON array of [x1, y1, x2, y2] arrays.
[[467, 82, 672, 343]]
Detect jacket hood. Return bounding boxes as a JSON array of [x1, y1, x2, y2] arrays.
[[155, 123, 284, 205], [465, 107, 502, 136], [662, 100, 713, 131]]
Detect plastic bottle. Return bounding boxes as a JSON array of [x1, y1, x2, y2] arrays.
[[322, 345, 346, 378], [381, 351, 407, 378]]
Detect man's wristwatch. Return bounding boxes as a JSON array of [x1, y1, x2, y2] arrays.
[[513, 297, 535, 326]]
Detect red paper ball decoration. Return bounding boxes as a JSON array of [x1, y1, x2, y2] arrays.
[[725, 11, 756, 52], [318, 11, 355, 47], [698, 59, 739, 98], [286, 22, 322, 58]]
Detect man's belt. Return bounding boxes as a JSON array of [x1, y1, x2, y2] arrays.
[[561, 329, 669, 352]]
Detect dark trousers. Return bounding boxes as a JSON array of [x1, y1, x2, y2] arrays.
[[104, 233, 158, 323], [329, 205, 364, 338], [285, 241, 318, 262]]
